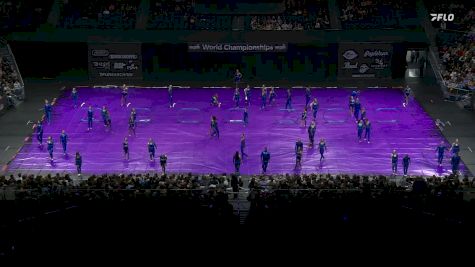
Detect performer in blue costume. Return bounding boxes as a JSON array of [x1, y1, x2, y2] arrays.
[[403, 154, 410, 176], [121, 84, 128, 107], [244, 85, 251, 106], [233, 151, 242, 174], [436, 141, 447, 166], [404, 85, 411, 107], [364, 119, 371, 143], [59, 130, 68, 155], [234, 69, 242, 88], [354, 97, 361, 121], [123, 137, 129, 160], [451, 138, 460, 155], [260, 85, 267, 110], [47, 136, 54, 160], [308, 120, 316, 147], [71, 87, 78, 108], [160, 154, 168, 174], [147, 138, 157, 161], [260, 147, 271, 173], [233, 87, 240, 108], [243, 108, 249, 126], [300, 108, 307, 127], [75, 152, 82, 176], [210, 116, 219, 138], [44, 99, 52, 124], [168, 85, 175, 108], [391, 150, 398, 174], [318, 138, 327, 161], [451, 153, 461, 175], [310, 98, 319, 120], [268, 87, 276, 106], [305, 87, 312, 107], [357, 119, 364, 142], [87, 106, 93, 131], [36, 120, 44, 146], [285, 88, 292, 110], [240, 133, 248, 158]]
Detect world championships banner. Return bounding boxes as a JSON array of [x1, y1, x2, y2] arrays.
[[338, 43, 392, 79], [188, 43, 287, 52], [88, 43, 142, 81]]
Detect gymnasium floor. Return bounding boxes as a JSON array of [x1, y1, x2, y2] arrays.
[[6, 86, 468, 176]]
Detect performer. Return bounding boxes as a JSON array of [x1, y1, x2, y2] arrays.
[[360, 107, 367, 121], [168, 85, 175, 108], [101, 106, 108, 127], [285, 88, 292, 110], [87, 105, 93, 131], [351, 90, 359, 98], [47, 136, 54, 160], [105, 108, 112, 130], [121, 84, 128, 107], [295, 138, 304, 154], [403, 154, 410, 176], [123, 137, 129, 160], [310, 98, 319, 120], [244, 85, 251, 106], [451, 153, 461, 175], [349, 95, 355, 116], [210, 116, 219, 138], [59, 130, 68, 155], [233, 87, 240, 108], [268, 87, 276, 105], [357, 119, 364, 142], [364, 119, 371, 143], [75, 152, 82, 176], [403, 85, 411, 107], [71, 87, 78, 108], [450, 138, 460, 155], [305, 87, 312, 107], [295, 147, 303, 169], [128, 115, 136, 136], [36, 120, 44, 146], [211, 93, 221, 107], [260, 85, 267, 110], [308, 120, 316, 147], [391, 150, 398, 174], [240, 133, 248, 158], [44, 99, 52, 124], [354, 97, 361, 121], [234, 69, 242, 88], [130, 108, 137, 125], [260, 147, 271, 173], [243, 108, 249, 126], [300, 108, 307, 127], [147, 138, 157, 161], [318, 138, 327, 161], [436, 141, 447, 166], [233, 151, 242, 174], [160, 154, 168, 174]]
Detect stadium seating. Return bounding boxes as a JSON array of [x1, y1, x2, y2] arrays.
[[0, 0, 53, 32]]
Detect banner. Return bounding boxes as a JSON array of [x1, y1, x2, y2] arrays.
[[338, 43, 392, 79], [88, 43, 142, 80], [188, 43, 287, 52]]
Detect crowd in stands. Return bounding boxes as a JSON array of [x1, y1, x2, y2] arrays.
[[61, 0, 139, 29], [250, 0, 330, 30], [0, 50, 22, 109], [0, 0, 52, 32], [426, 0, 475, 32], [339, 0, 417, 29], [433, 1, 475, 91]]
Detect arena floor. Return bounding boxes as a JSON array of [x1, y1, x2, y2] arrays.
[[6, 86, 468, 176]]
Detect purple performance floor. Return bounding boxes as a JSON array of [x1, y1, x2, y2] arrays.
[[8, 86, 467, 176]]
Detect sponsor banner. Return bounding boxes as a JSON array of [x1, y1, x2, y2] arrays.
[[338, 43, 392, 79], [88, 43, 142, 80], [188, 43, 287, 52]]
